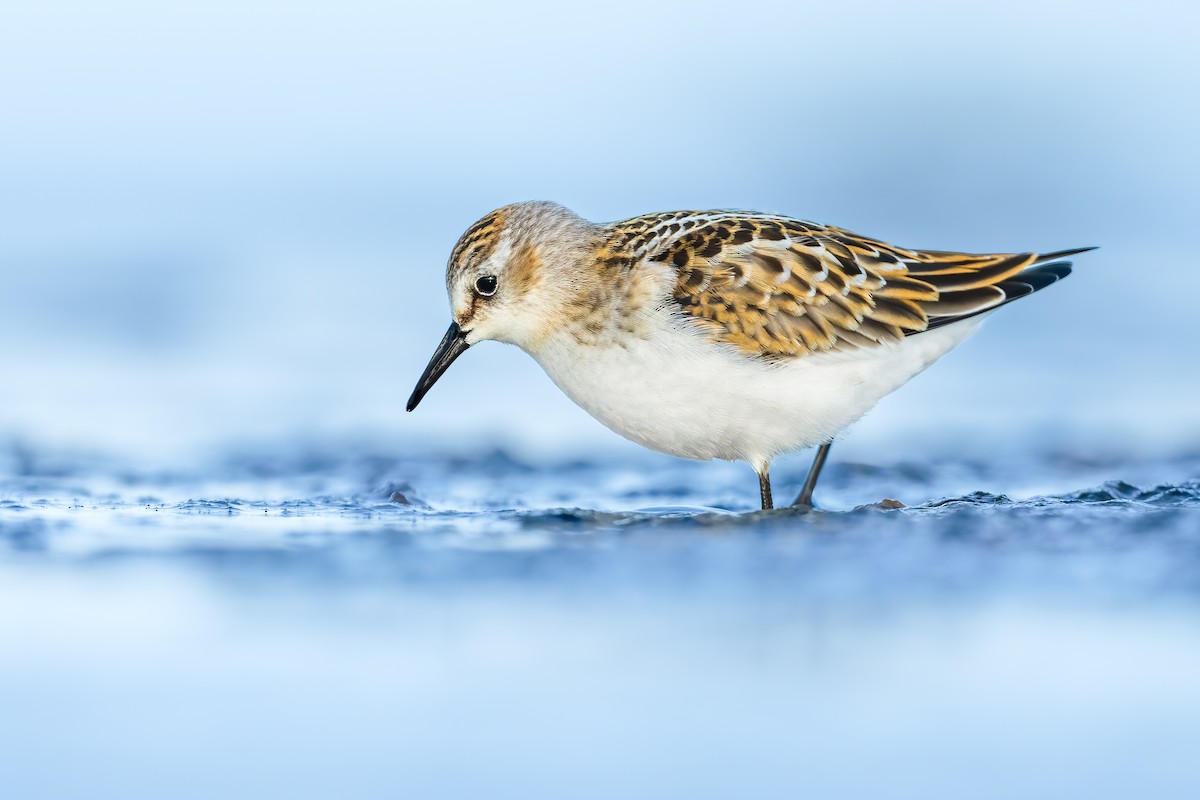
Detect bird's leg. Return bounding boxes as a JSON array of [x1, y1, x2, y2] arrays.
[[757, 464, 774, 510], [792, 442, 831, 508]]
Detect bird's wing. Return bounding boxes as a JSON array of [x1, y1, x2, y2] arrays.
[[606, 211, 1086, 358]]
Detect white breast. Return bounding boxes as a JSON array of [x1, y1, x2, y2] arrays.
[[528, 314, 983, 468]]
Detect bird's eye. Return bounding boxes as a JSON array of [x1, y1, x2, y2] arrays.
[[475, 275, 498, 296]]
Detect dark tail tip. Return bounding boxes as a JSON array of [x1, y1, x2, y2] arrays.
[[1036, 246, 1098, 263]]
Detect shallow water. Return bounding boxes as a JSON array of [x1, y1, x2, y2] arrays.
[[3, 445, 1200, 799]]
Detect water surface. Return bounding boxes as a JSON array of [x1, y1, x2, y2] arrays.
[[2, 445, 1199, 799]]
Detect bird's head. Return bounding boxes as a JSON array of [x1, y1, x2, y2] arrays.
[[407, 201, 598, 412]]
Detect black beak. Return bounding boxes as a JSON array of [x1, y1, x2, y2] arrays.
[[406, 321, 470, 412]]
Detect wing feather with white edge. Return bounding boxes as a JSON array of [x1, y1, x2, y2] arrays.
[[604, 212, 1090, 357]]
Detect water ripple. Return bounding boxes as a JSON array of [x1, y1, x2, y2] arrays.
[[1, 446, 1198, 605]]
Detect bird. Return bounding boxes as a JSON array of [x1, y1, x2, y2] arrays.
[[407, 201, 1091, 511]]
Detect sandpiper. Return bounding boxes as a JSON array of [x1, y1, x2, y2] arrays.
[[408, 202, 1091, 510]]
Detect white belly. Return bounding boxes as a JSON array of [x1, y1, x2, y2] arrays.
[[529, 317, 982, 468]]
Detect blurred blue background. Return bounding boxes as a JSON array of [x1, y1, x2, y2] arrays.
[[3, 2, 1200, 799], [2, 0, 1197, 462]]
